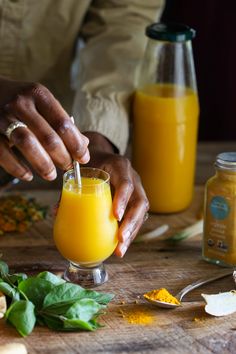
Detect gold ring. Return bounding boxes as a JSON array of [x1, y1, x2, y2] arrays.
[[5, 121, 28, 140]]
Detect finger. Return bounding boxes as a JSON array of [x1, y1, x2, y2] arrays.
[[112, 177, 134, 221], [0, 136, 33, 181], [115, 204, 145, 258], [32, 85, 90, 163], [0, 115, 57, 181], [115, 174, 149, 257], [109, 159, 134, 221], [8, 99, 73, 170]]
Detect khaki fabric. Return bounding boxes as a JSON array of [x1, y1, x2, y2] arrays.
[[0, 0, 164, 154]]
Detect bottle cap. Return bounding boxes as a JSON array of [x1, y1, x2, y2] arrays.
[[216, 152, 236, 171], [146, 22, 196, 42]]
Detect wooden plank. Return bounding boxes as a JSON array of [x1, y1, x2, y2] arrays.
[[0, 187, 236, 353]]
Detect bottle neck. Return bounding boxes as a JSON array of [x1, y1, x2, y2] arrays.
[[216, 168, 236, 182], [138, 39, 197, 92]]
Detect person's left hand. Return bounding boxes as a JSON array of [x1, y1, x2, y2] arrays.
[[84, 132, 149, 258]]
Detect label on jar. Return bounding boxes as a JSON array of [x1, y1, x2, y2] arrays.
[[204, 192, 236, 264], [210, 196, 230, 220]]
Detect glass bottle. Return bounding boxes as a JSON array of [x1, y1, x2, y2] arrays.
[[132, 23, 199, 213], [203, 152, 236, 267]]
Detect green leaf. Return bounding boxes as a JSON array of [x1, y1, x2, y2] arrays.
[[42, 314, 64, 330], [66, 299, 102, 322], [90, 318, 103, 328], [40, 301, 74, 315], [18, 278, 54, 309], [0, 260, 9, 277], [169, 220, 203, 242], [6, 300, 36, 337], [8, 273, 27, 285], [0, 260, 114, 336], [0, 281, 20, 301], [42, 314, 97, 332], [43, 283, 114, 309], [43, 283, 84, 308], [78, 289, 114, 305], [63, 318, 96, 331], [37, 271, 65, 285]]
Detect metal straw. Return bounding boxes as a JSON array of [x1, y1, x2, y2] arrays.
[[70, 116, 82, 188]]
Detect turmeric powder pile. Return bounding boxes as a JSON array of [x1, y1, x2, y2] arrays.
[[119, 307, 154, 325], [144, 288, 180, 305]]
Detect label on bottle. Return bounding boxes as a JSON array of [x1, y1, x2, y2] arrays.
[[204, 192, 236, 264]]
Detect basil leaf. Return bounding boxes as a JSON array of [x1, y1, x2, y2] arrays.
[[37, 271, 65, 285], [90, 318, 103, 328], [42, 313, 98, 332], [63, 318, 96, 331], [42, 314, 64, 330], [6, 300, 36, 337], [43, 283, 114, 308], [0, 281, 20, 301], [66, 299, 102, 322], [43, 283, 84, 308], [0, 260, 9, 277], [0, 261, 114, 336], [41, 301, 74, 315], [18, 278, 54, 309], [8, 273, 27, 285], [78, 289, 114, 305]]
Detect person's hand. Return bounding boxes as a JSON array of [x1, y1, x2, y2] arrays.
[[84, 132, 149, 258], [0, 78, 90, 181]]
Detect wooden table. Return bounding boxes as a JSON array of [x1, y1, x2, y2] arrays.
[[1, 143, 236, 354]]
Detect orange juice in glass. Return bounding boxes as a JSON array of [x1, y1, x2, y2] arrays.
[[54, 167, 118, 287]]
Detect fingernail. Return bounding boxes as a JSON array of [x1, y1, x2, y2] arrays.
[[117, 208, 125, 221], [45, 169, 57, 181], [83, 136, 89, 145], [22, 172, 33, 181], [122, 230, 131, 243], [80, 149, 90, 164], [120, 244, 127, 258]]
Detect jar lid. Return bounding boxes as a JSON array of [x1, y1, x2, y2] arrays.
[[146, 22, 196, 42], [216, 152, 236, 171]]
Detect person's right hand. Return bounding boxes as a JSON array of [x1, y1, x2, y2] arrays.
[[0, 78, 90, 181]]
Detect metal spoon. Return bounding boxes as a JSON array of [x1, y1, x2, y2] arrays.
[[144, 269, 233, 309], [70, 116, 82, 188]]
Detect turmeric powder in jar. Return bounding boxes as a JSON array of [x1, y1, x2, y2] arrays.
[[203, 152, 236, 266]]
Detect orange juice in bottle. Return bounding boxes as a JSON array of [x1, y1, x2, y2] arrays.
[[133, 23, 199, 213]]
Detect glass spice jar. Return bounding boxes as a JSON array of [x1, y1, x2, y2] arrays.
[[203, 152, 236, 266]]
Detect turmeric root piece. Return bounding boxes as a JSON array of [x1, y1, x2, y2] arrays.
[[0, 291, 6, 319], [0, 343, 27, 354]]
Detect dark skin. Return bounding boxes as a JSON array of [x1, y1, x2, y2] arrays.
[[0, 78, 149, 257], [84, 132, 149, 257]]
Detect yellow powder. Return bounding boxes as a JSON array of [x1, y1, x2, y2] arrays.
[[119, 308, 154, 325], [193, 317, 205, 323], [144, 288, 180, 305]]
